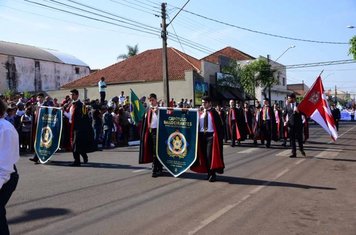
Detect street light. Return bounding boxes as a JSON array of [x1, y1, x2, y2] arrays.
[[275, 45, 296, 62]]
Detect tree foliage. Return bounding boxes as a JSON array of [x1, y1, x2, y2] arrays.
[[239, 59, 278, 98], [217, 58, 279, 99], [220, 60, 242, 88], [117, 44, 139, 60], [349, 36, 356, 60]]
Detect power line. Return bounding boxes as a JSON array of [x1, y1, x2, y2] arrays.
[[23, 0, 216, 55], [108, 0, 160, 15], [285, 59, 356, 69], [168, 5, 349, 45], [24, 0, 161, 36], [49, 0, 160, 33]]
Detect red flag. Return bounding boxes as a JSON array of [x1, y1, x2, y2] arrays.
[[298, 76, 337, 141]]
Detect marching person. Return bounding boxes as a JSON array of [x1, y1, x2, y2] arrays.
[[139, 93, 163, 177], [284, 93, 306, 158], [273, 103, 283, 141], [65, 89, 95, 166], [0, 99, 20, 235], [331, 104, 341, 131], [260, 98, 275, 148], [228, 100, 241, 147], [191, 96, 224, 182], [29, 93, 45, 164], [243, 102, 254, 140]]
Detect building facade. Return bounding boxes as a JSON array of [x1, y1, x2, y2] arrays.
[[0, 41, 90, 94]]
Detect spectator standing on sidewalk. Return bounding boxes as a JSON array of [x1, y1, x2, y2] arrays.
[[98, 77, 107, 104]]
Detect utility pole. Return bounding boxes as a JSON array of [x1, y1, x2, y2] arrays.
[[161, 3, 169, 107], [335, 85, 337, 104]]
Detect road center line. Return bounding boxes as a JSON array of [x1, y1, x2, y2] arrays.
[[188, 167, 291, 234], [132, 169, 149, 173], [189, 125, 355, 234]]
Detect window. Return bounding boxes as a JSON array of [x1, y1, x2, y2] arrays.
[[75, 67, 80, 74], [282, 77, 286, 86]]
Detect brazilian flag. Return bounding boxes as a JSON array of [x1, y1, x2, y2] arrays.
[[130, 89, 145, 124]]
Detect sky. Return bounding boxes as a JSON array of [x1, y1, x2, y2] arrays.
[[1, 0, 356, 95]]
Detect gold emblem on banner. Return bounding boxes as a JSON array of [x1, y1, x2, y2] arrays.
[[40, 126, 53, 148], [167, 130, 187, 158]]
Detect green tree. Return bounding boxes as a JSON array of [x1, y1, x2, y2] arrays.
[[220, 60, 242, 88], [117, 44, 139, 60], [349, 36, 356, 60], [240, 58, 278, 98]]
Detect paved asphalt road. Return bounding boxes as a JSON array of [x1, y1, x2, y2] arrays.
[[7, 122, 356, 235]]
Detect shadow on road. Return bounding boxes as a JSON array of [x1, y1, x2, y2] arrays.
[[179, 172, 336, 190], [315, 157, 356, 162], [8, 207, 71, 224], [48, 160, 149, 170]]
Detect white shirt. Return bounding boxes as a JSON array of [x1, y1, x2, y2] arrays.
[[199, 110, 214, 132], [98, 80, 107, 92], [119, 95, 125, 105], [0, 118, 20, 189], [150, 108, 158, 129]]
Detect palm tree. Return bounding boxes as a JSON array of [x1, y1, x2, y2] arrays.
[[117, 44, 139, 60]]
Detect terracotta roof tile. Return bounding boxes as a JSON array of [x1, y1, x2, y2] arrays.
[[62, 47, 200, 89], [201, 46, 255, 64]]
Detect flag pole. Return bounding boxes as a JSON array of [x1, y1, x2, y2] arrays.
[[318, 69, 324, 78]]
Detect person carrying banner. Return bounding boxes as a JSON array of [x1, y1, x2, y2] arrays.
[[284, 93, 306, 158], [29, 93, 45, 164], [191, 96, 224, 182], [139, 93, 163, 177], [0, 99, 20, 235], [65, 89, 95, 166]]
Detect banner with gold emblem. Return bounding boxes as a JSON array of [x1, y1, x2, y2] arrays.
[[157, 108, 199, 177], [34, 106, 63, 163]]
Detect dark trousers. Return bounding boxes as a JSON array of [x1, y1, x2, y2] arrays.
[[103, 129, 112, 148], [230, 121, 237, 146], [261, 120, 271, 147], [73, 151, 88, 164], [100, 91, 106, 104], [93, 127, 102, 149], [150, 129, 162, 173], [289, 126, 303, 155], [0, 170, 19, 235], [335, 120, 339, 131], [199, 132, 214, 175]]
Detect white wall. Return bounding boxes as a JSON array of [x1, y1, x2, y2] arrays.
[[0, 55, 9, 93], [0, 54, 90, 93]]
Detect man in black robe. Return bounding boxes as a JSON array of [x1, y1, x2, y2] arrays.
[[67, 89, 95, 166]]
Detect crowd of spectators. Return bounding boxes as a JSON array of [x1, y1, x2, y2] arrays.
[[0, 92, 197, 154]]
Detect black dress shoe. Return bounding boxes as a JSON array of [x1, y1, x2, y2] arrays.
[[300, 150, 306, 157], [83, 158, 88, 164], [29, 158, 39, 163], [289, 154, 296, 158], [209, 174, 216, 182]]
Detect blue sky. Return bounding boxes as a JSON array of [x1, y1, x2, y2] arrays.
[[1, 0, 355, 94]]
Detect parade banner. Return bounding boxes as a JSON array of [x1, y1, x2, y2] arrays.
[[157, 108, 199, 177], [34, 107, 63, 163]]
